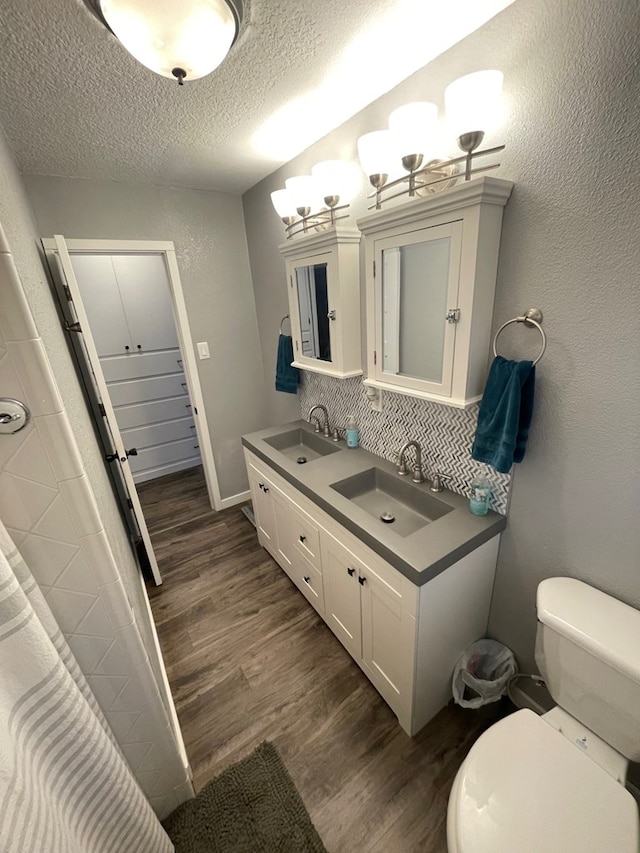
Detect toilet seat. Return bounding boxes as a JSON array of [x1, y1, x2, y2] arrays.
[[447, 709, 639, 853]]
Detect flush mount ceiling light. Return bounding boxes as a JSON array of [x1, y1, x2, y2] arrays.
[[82, 0, 244, 85]]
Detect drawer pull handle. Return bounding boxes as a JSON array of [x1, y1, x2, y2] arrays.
[[303, 576, 311, 585], [181, 382, 187, 387], [258, 483, 265, 491], [358, 575, 367, 585], [177, 358, 183, 365], [347, 567, 356, 577], [299, 535, 306, 543]]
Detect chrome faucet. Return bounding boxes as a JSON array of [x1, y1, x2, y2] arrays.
[[308, 404, 330, 437], [396, 440, 425, 483]]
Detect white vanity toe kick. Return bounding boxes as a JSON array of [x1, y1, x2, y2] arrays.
[[242, 420, 505, 587]]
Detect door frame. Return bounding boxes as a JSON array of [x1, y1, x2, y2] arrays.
[[42, 238, 224, 511]]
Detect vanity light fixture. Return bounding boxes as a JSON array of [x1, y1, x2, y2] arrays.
[[81, 0, 244, 85], [357, 130, 398, 210], [361, 70, 506, 209], [272, 163, 353, 238], [445, 70, 504, 179]]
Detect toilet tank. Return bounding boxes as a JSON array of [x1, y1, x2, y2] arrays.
[[535, 577, 640, 761]]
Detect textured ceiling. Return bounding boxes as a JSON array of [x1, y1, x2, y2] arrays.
[[0, 0, 513, 194]]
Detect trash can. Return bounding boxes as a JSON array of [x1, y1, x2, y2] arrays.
[[452, 639, 517, 709]]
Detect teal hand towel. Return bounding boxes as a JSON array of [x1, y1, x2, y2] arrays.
[[471, 356, 536, 474], [275, 334, 299, 394]]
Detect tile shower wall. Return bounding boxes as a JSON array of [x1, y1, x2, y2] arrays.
[[0, 228, 193, 819], [299, 373, 511, 515]]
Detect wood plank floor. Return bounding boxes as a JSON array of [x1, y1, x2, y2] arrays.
[[141, 467, 507, 852]]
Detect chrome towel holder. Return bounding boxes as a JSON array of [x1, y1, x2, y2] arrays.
[[492, 308, 546, 365], [279, 314, 291, 335]]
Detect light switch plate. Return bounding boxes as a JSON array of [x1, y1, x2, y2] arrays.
[[197, 342, 210, 359]]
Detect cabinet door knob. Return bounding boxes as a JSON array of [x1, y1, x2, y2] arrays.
[[258, 483, 265, 491], [263, 486, 269, 493], [303, 575, 311, 585], [358, 575, 367, 585], [347, 567, 355, 577], [124, 345, 130, 351], [299, 535, 306, 543], [137, 344, 142, 350]]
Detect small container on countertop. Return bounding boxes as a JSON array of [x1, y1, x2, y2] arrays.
[[346, 415, 359, 448]]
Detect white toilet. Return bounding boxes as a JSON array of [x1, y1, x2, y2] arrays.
[[447, 577, 640, 852]]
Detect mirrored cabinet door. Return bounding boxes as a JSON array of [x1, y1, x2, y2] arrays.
[[376, 221, 462, 396], [294, 261, 331, 362], [280, 225, 362, 379], [359, 177, 513, 409]]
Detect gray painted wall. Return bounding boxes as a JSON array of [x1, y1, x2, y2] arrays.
[[24, 175, 268, 499], [243, 0, 640, 670], [0, 126, 170, 702]]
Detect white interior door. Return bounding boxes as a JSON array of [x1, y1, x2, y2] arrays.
[[53, 235, 163, 585]]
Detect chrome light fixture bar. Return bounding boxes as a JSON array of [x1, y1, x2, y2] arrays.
[[82, 0, 243, 85]]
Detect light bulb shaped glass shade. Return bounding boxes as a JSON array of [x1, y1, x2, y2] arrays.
[[285, 176, 319, 213], [311, 160, 355, 204], [270, 189, 297, 219], [357, 131, 397, 180], [99, 0, 240, 81], [389, 102, 438, 160], [444, 70, 504, 138]]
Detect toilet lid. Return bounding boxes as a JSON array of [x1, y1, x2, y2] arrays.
[[450, 709, 639, 853]]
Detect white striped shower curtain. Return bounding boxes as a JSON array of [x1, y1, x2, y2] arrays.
[[0, 520, 174, 853]]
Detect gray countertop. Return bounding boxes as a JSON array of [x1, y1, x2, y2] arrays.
[[242, 420, 506, 587]]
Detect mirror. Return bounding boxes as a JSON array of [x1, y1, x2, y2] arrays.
[[295, 262, 331, 362], [381, 235, 451, 383]]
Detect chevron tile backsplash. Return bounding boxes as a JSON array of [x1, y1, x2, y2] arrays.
[[299, 373, 511, 515]]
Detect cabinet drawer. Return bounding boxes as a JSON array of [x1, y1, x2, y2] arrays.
[[113, 395, 192, 429], [108, 373, 188, 406], [120, 416, 195, 450], [289, 504, 321, 569], [101, 349, 183, 382], [292, 559, 324, 617], [128, 437, 199, 474]]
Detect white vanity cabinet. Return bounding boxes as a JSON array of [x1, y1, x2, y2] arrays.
[[279, 225, 362, 378], [358, 176, 513, 409], [322, 531, 415, 726], [244, 448, 500, 736]]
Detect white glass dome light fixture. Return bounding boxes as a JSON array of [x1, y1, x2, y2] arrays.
[[82, 0, 244, 85], [357, 130, 398, 209], [311, 160, 357, 226], [445, 70, 504, 177], [270, 189, 297, 229], [389, 101, 439, 195]]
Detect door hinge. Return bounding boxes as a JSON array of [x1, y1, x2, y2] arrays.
[[63, 285, 72, 301], [290, 276, 293, 289], [374, 350, 377, 365], [126, 498, 134, 509], [295, 340, 299, 351], [98, 403, 106, 417], [446, 308, 461, 324], [64, 320, 82, 333], [373, 260, 376, 278]]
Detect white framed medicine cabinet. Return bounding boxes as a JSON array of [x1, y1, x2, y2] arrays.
[[279, 224, 362, 378], [357, 176, 513, 408]]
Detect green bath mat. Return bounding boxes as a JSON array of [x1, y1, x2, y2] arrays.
[[163, 741, 327, 852]]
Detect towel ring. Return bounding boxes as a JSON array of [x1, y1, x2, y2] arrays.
[[279, 314, 291, 334], [492, 308, 546, 365]]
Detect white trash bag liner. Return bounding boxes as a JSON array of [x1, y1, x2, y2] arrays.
[[452, 639, 517, 709]]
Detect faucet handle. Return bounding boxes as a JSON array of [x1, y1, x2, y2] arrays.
[[394, 450, 409, 476], [430, 471, 450, 493]]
